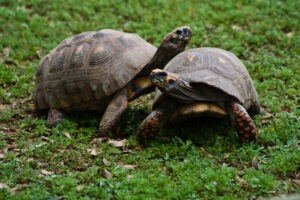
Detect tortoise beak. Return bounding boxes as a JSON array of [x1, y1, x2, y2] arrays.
[[150, 69, 168, 86], [171, 26, 193, 44]]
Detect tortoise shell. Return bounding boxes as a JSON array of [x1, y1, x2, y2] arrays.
[[153, 47, 259, 110], [34, 29, 156, 112]]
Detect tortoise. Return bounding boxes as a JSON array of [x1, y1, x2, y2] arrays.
[[34, 27, 192, 136], [137, 47, 263, 143]]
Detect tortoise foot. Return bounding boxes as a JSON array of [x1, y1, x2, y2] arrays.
[[231, 103, 257, 143], [47, 109, 65, 127], [137, 111, 163, 142], [98, 124, 114, 138]]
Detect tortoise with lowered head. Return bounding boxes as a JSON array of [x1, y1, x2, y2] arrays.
[[34, 27, 192, 136], [138, 47, 263, 143]]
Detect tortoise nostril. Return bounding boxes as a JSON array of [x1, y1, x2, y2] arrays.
[[158, 72, 167, 77], [176, 30, 182, 35]]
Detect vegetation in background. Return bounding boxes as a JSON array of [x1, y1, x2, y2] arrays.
[[0, 0, 299, 199]]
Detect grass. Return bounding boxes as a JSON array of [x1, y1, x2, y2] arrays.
[[0, 0, 299, 199]]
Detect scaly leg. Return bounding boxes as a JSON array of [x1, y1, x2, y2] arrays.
[[47, 109, 65, 127], [228, 102, 258, 143], [137, 102, 175, 142], [98, 87, 128, 137]]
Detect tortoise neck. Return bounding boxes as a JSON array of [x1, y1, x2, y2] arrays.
[[138, 45, 183, 76]]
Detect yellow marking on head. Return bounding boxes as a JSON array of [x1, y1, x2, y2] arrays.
[[127, 87, 135, 100], [166, 77, 176, 83], [172, 34, 177, 38], [128, 77, 153, 100]]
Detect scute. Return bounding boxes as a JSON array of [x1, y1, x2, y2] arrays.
[[34, 29, 156, 111], [154, 47, 259, 110]]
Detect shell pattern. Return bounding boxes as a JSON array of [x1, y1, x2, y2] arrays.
[[34, 29, 156, 112], [154, 47, 259, 109]]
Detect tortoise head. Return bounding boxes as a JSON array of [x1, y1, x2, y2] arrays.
[[150, 69, 179, 91], [160, 26, 192, 51]]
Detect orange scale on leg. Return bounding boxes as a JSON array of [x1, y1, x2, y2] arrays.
[[251, 129, 256, 134], [244, 127, 250, 131], [244, 139, 249, 143], [157, 112, 163, 115], [244, 133, 249, 138], [238, 122, 244, 126], [249, 122, 254, 126]]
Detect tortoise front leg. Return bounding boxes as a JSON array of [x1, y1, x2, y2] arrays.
[[98, 87, 128, 137], [137, 102, 175, 143], [228, 102, 258, 143], [47, 109, 65, 127]]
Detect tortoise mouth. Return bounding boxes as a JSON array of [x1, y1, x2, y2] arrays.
[[170, 27, 192, 44], [150, 70, 168, 87]]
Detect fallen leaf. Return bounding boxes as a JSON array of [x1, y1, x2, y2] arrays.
[[40, 169, 54, 175], [0, 182, 9, 189], [7, 143, 18, 150], [286, 32, 293, 38], [252, 157, 258, 169], [108, 139, 128, 148], [4, 47, 10, 57], [41, 136, 54, 142], [121, 164, 136, 170], [88, 148, 98, 156], [236, 176, 247, 187], [10, 184, 29, 194], [36, 49, 43, 58], [135, 146, 143, 151], [90, 137, 108, 144], [76, 185, 84, 191], [224, 153, 230, 159], [232, 25, 242, 31], [291, 179, 300, 189], [102, 158, 111, 166], [0, 104, 7, 112], [102, 168, 113, 179], [63, 132, 71, 139], [126, 174, 133, 179]]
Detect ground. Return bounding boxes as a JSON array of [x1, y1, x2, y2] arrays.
[[0, 0, 299, 199]]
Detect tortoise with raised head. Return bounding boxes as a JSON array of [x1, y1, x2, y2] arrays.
[[34, 27, 192, 136], [138, 47, 263, 143]]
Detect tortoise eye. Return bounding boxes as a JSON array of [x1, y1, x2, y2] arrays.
[[158, 72, 167, 77], [176, 30, 182, 35], [168, 79, 175, 84]]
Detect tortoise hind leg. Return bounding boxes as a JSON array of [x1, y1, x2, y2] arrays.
[[98, 87, 128, 137], [137, 101, 175, 143], [228, 102, 257, 143], [47, 109, 65, 127]]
